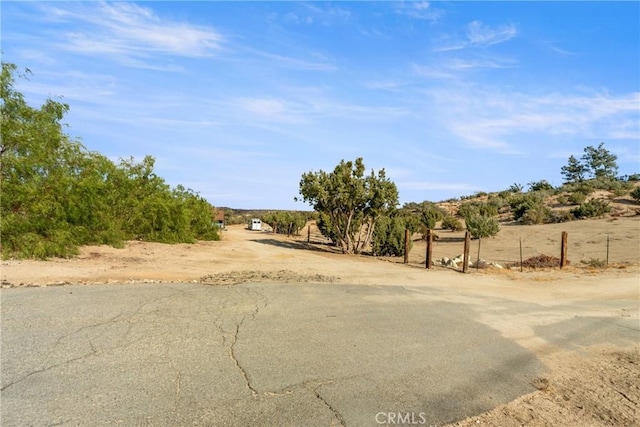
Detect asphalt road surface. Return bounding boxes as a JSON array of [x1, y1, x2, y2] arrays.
[[1, 282, 637, 426]]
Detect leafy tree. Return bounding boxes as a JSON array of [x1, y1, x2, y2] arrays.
[[581, 143, 618, 179], [465, 214, 500, 239], [262, 211, 307, 236], [1, 62, 220, 259], [561, 155, 588, 184], [316, 212, 339, 245], [419, 204, 445, 230], [298, 158, 398, 254]]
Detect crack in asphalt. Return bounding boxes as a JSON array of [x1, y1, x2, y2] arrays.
[[229, 320, 259, 397], [171, 367, 183, 414], [54, 311, 125, 349], [218, 285, 270, 398], [2, 288, 191, 392], [1, 346, 98, 392], [314, 386, 346, 427]]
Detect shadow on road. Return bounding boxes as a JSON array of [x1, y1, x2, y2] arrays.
[[249, 238, 336, 254]]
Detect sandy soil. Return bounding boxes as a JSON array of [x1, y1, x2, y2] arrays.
[[2, 219, 639, 426]]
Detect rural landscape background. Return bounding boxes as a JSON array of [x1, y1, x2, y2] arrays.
[[1, 1, 639, 426]]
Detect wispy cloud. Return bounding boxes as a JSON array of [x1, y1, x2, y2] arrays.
[[467, 21, 517, 47], [41, 1, 223, 67], [427, 86, 640, 151], [394, 1, 445, 22], [433, 20, 517, 52], [242, 48, 337, 72], [412, 56, 516, 80]]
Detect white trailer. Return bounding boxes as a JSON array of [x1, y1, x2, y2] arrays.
[[249, 218, 262, 231]]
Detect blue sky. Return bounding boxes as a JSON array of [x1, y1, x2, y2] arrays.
[[3, 1, 639, 210]]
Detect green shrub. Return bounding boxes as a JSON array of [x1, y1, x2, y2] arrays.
[[509, 192, 545, 222], [549, 210, 575, 223], [571, 199, 612, 219], [419, 204, 445, 230], [568, 191, 588, 205], [262, 211, 307, 236], [0, 63, 220, 259], [520, 204, 552, 225], [630, 187, 640, 202], [441, 215, 463, 232], [507, 183, 523, 193], [458, 201, 498, 220], [528, 180, 555, 192], [372, 215, 411, 257], [465, 214, 500, 239], [556, 195, 569, 206]]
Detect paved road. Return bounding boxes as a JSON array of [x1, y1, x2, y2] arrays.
[[1, 282, 637, 426]]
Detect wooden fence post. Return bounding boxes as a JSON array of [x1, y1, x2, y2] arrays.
[[560, 231, 568, 268], [404, 228, 410, 264], [463, 231, 470, 273], [425, 229, 433, 269], [519, 238, 523, 272], [307, 225, 311, 243]]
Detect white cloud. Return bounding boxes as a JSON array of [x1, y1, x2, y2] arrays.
[[394, 1, 445, 22], [244, 48, 337, 72], [43, 2, 223, 66], [412, 56, 516, 80], [433, 20, 517, 52], [238, 98, 288, 117], [467, 21, 517, 47], [426, 86, 640, 152]]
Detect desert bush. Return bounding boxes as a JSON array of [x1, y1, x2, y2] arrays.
[[465, 214, 500, 239], [371, 215, 411, 257], [571, 199, 611, 219], [487, 194, 510, 213], [631, 187, 640, 202], [556, 194, 570, 206], [520, 204, 552, 225], [458, 201, 498, 220], [528, 180, 555, 192], [509, 192, 545, 222], [441, 215, 464, 232], [568, 191, 588, 205], [415, 203, 445, 230], [549, 210, 575, 223], [612, 187, 629, 197], [582, 258, 607, 268]]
